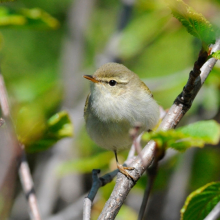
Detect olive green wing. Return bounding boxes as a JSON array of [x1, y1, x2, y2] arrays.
[[140, 81, 153, 98], [84, 93, 91, 121]]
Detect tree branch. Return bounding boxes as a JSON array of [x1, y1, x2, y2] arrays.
[[98, 38, 220, 219]]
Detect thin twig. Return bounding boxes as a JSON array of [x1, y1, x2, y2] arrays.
[[46, 193, 90, 220], [0, 74, 10, 117], [83, 169, 118, 219], [87, 169, 102, 202], [0, 73, 42, 220], [83, 169, 101, 220], [204, 202, 220, 220], [18, 147, 42, 220], [129, 123, 143, 157], [0, 117, 4, 127], [138, 160, 158, 220], [98, 39, 220, 219]]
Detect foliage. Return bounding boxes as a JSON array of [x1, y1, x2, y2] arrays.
[[24, 111, 73, 152], [166, 0, 216, 48], [181, 182, 220, 220], [142, 120, 220, 152], [209, 50, 220, 60], [0, 0, 220, 219], [0, 7, 59, 29]]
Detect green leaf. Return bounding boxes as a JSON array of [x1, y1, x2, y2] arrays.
[[142, 120, 220, 152], [58, 151, 113, 175], [26, 111, 73, 153], [0, 7, 59, 29], [208, 50, 220, 60], [177, 120, 220, 144], [181, 182, 220, 220], [166, 0, 216, 46]]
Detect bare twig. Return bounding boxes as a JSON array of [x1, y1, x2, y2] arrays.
[[138, 160, 158, 220], [83, 169, 101, 220], [98, 39, 220, 219], [83, 198, 92, 220], [87, 169, 102, 202], [204, 202, 220, 220], [0, 117, 4, 127], [0, 73, 41, 220], [46, 193, 90, 220], [0, 75, 10, 117], [0, 119, 19, 220], [129, 123, 143, 157], [18, 148, 42, 220], [83, 169, 119, 219]]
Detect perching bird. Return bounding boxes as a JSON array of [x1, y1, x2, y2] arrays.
[[84, 63, 160, 178]]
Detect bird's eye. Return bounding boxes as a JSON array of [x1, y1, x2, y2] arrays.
[[109, 80, 117, 86]]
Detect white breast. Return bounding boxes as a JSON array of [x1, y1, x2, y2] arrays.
[[85, 83, 160, 151]]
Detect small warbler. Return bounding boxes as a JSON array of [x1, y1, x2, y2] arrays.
[[84, 63, 159, 178]]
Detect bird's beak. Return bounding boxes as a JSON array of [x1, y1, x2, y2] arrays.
[[83, 75, 99, 83]]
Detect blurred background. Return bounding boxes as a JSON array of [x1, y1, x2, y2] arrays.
[[0, 0, 220, 219]]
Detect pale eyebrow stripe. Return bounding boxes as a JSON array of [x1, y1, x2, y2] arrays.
[[99, 80, 128, 85]]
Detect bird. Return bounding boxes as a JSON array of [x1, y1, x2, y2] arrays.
[[83, 62, 160, 179]]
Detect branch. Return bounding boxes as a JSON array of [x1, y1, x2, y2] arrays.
[[46, 193, 90, 220], [98, 39, 220, 219], [18, 146, 42, 220], [83, 169, 119, 220], [204, 202, 220, 220], [0, 74, 42, 220], [138, 160, 158, 220]]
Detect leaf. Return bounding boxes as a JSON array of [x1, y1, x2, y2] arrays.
[[58, 151, 114, 175], [208, 50, 220, 60], [0, 7, 59, 29], [181, 182, 220, 220], [26, 111, 73, 153], [166, 0, 216, 45], [177, 120, 220, 144], [142, 120, 220, 152]]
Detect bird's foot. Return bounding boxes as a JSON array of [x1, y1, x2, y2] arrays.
[[117, 163, 135, 180]]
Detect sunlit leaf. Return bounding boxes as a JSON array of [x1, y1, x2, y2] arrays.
[[166, 0, 216, 46], [178, 120, 220, 144], [142, 120, 220, 152], [0, 7, 59, 29], [208, 50, 220, 60], [181, 182, 220, 220], [25, 111, 73, 152]]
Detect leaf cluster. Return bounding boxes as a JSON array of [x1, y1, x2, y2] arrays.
[[181, 182, 220, 220], [142, 120, 220, 152], [21, 111, 73, 153], [0, 6, 59, 29], [166, 0, 217, 48]]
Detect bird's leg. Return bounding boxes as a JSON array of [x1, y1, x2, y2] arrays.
[[114, 150, 135, 180]]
